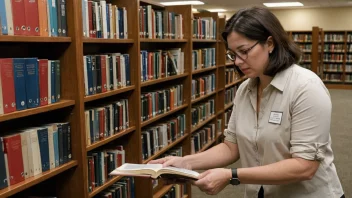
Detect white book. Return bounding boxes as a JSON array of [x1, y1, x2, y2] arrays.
[[109, 4, 113, 39], [45, 124, 55, 170], [82, 0, 87, 37], [100, 151, 105, 184], [46, 0, 51, 37], [22, 130, 34, 177], [48, 60, 52, 104], [105, 55, 111, 91], [112, 53, 118, 89], [100, 0, 107, 38], [115, 7, 119, 39], [4, 0, 14, 35], [85, 110, 91, 145], [125, 99, 129, 128], [29, 129, 42, 176], [123, 7, 127, 39], [83, 56, 88, 95], [0, 65, 3, 114], [94, 2, 100, 35], [121, 55, 126, 87], [20, 132, 30, 179], [147, 5, 152, 38]]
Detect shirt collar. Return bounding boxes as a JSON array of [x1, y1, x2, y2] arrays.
[[247, 65, 293, 92]]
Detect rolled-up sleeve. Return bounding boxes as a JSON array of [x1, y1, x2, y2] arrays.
[[290, 78, 331, 161], [224, 103, 238, 144]]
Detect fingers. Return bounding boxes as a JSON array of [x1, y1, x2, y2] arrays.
[[148, 157, 170, 164], [162, 157, 175, 167]]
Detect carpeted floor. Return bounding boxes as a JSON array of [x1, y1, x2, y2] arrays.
[[192, 89, 352, 198]]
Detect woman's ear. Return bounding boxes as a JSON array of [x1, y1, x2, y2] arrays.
[[267, 36, 274, 54]]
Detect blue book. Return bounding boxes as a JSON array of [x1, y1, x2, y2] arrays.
[[53, 129, 59, 167], [86, 56, 93, 95], [37, 127, 50, 172], [25, 58, 40, 108], [13, 58, 27, 110], [89, 109, 94, 144], [55, 60, 61, 102], [118, 8, 124, 39], [106, 5, 110, 38], [123, 54, 130, 86], [0, 0, 8, 35], [50, 61, 56, 103], [141, 51, 147, 81], [48, 0, 58, 37], [0, 138, 8, 190], [109, 56, 113, 90]]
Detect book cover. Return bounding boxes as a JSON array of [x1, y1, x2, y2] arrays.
[[59, 0, 67, 36], [0, 0, 8, 35], [47, 0, 58, 36], [0, 58, 17, 113], [3, 134, 25, 185], [11, 0, 27, 35], [52, 125, 59, 167], [25, 58, 40, 108], [13, 58, 27, 111], [50, 60, 56, 103], [39, 59, 49, 106], [37, 127, 50, 172], [54, 60, 60, 102], [20, 132, 30, 179], [24, 0, 40, 36], [38, 0, 49, 36], [0, 138, 8, 189]]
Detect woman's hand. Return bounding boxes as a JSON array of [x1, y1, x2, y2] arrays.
[[148, 156, 192, 170], [193, 168, 232, 195]]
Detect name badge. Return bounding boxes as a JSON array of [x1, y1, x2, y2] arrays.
[[269, 111, 283, 124]]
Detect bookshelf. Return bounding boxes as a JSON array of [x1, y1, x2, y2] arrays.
[[0, 1, 242, 197]]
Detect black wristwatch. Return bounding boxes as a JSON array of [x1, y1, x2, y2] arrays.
[[229, 168, 241, 185]]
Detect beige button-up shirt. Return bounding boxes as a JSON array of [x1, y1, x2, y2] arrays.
[[224, 64, 344, 198]]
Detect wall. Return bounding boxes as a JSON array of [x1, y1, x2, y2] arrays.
[[221, 7, 352, 31]]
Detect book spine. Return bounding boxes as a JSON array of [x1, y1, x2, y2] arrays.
[[60, 0, 67, 36], [39, 59, 49, 106], [13, 58, 27, 111], [24, 58, 40, 108], [0, 58, 16, 113], [37, 128, 50, 172], [55, 60, 60, 102], [38, 0, 49, 36], [0, 0, 8, 35], [0, 138, 8, 189], [24, 0, 40, 36]]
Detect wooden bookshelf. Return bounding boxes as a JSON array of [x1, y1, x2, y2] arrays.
[[0, 35, 72, 43], [191, 114, 217, 133], [225, 77, 246, 89], [191, 91, 216, 104], [225, 103, 234, 111], [141, 73, 189, 87], [84, 85, 136, 102], [88, 176, 124, 198], [0, 100, 75, 122], [82, 38, 135, 44], [153, 184, 173, 198], [140, 38, 188, 43], [192, 66, 217, 75], [0, 161, 78, 198], [192, 39, 217, 43]]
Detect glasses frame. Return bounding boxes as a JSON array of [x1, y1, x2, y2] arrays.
[[226, 41, 260, 62]]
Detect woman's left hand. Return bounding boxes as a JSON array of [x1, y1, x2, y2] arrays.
[[193, 168, 232, 195]]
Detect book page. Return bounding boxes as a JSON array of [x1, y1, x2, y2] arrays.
[[117, 163, 163, 171], [160, 166, 200, 178]]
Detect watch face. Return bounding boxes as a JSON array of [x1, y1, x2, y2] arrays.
[[230, 178, 240, 185]]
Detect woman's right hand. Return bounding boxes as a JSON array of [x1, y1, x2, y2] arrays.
[[148, 156, 192, 170]]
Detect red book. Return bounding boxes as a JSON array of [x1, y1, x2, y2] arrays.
[[24, 0, 40, 36], [11, 0, 27, 35], [88, 1, 94, 38], [99, 109, 105, 140], [100, 56, 107, 93], [3, 134, 25, 186], [38, 59, 48, 106], [0, 58, 16, 114]]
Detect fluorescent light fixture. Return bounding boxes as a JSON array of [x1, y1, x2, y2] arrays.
[[207, 8, 227, 12], [263, 2, 303, 7], [192, 8, 198, 12], [160, 1, 204, 6]]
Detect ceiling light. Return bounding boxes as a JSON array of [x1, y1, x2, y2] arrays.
[[207, 8, 227, 12], [160, 1, 204, 6], [263, 2, 303, 7], [192, 8, 198, 12]]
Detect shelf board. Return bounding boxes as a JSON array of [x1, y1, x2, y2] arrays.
[[83, 38, 134, 44], [140, 0, 164, 8], [84, 85, 135, 102], [225, 78, 246, 89], [0, 161, 78, 197], [140, 38, 187, 43], [86, 126, 136, 152], [192, 67, 216, 75], [191, 114, 216, 133], [217, 88, 224, 92], [197, 139, 216, 154], [153, 184, 173, 198], [192, 39, 217, 43], [191, 91, 216, 105], [88, 176, 124, 198], [141, 73, 188, 88], [0, 100, 75, 122], [0, 36, 71, 43], [141, 104, 188, 128], [325, 84, 352, 90], [184, 195, 189, 198], [143, 134, 188, 164], [226, 62, 234, 66], [224, 103, 234, 111]]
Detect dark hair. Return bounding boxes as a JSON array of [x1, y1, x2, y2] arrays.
[[222, 7, 301, 76]]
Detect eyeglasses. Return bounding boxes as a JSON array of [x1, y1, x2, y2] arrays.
[[226, 41, 260, 62]]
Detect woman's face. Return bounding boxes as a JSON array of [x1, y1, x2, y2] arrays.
[[227, 31, 273, 78]]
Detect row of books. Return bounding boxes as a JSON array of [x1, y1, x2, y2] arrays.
[[300, 54, 311, 62], [324, 34, 344, 42], [191, 99, 215, 128], [141, 114, 186, 160], [83, 54, 131, 96], [323, 44, 345, 52], [0, 122, 71, 189], [323, 54, 344, 62], [0, 58, 61, 115], [347, 34, 352, 42], [224, 109, 232, 127], [347, 44, 352, 52], [139, 6, 183, 39], [346, 65, 352, 72], [346, 55, 352, 62], [323, 74, 342, 82], [0, 0, 67, 36], [323, 64, 343, 72], [82, 1, 128, 39], [225, 68, 241, 85], [141, 84, 183, 122], [140, 49, 184, 82], [225, 86, 237, 106], [192, 48, 216, 71], [85, 99, 129, 146], [87, 145, 125, 192], [298, 44, 312, 52], [191, 74, 216, 100], [192, 17, 217, 40], [191, 124, 215, 154], [161, 185, 185, 198], [346, 74, 352, 82], [96, 177, 135, 198], [292, 34, 311, 42]]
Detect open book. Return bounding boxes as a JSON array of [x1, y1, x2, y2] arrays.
[[110, 163, 199, 180]]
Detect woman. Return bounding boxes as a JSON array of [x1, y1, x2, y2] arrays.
[[150, 7, 344, 198]]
